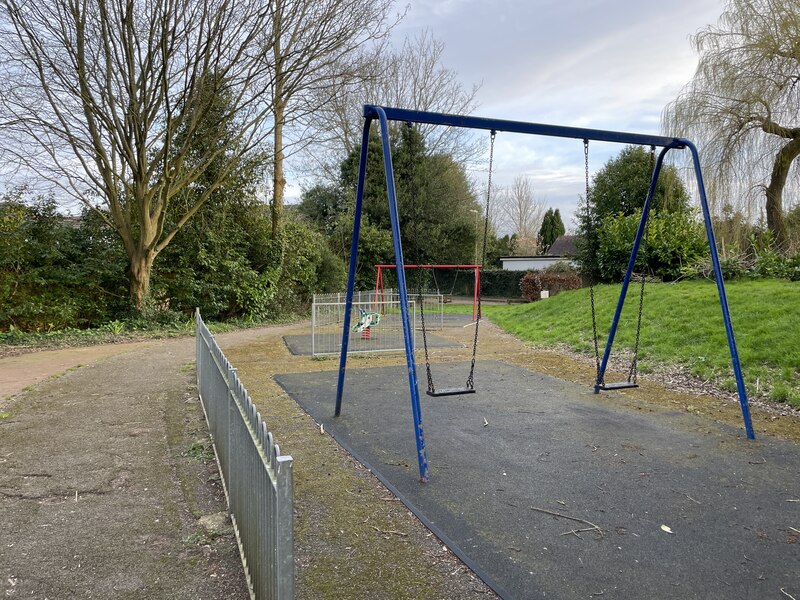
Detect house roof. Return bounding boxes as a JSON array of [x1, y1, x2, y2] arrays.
[[547, 235, 579, 256]]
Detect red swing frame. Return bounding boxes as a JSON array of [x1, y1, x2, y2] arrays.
[[374, 264, 482, 321]]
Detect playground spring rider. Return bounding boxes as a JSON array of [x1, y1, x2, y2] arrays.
[[352, 308, 380, 338]]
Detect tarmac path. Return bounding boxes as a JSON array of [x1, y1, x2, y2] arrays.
[[0, 329, 275, 598]]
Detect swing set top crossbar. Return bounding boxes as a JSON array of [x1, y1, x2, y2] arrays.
[[364, 105, 686, 149]]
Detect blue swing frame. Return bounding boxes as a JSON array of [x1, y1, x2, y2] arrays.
[[334, 104, 755, 483]]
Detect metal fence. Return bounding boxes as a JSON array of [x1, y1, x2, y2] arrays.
[[312, 298, 422, 356], [310, 291, 443, 358], [312, 289, 444, 330], [195, 309, 293, 600]]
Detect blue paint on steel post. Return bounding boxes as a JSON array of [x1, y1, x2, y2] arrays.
[[685, 139, 755, 439], [334, 118, 373, 417], [372, 106, 430, 482], [595, 146, 672, 391], [366, 105, 685, 149]]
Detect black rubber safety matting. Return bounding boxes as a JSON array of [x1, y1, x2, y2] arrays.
[[275, 360, 800, 600], [282, 332, 461, 356]]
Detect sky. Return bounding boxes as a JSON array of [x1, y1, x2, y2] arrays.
[[311, 0, 727, 231]]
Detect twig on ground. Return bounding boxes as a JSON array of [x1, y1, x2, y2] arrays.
[[530, 506, 604, 537], [372, 525, 407, 537], [561, 527, 601, 538]]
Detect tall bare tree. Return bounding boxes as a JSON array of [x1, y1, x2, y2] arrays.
[[304, 29, 482, 182], [498, 175, 547, 255], [663, 0, 800, 248], [266, 0, 399, 239], [0, 0, 276, 310]]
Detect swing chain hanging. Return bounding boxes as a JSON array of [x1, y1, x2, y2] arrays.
[[466, 129, 496, 389], [585, 139, 603, 385], [406, 123, 437, 394], [626, 145, 656, 384], [409, 125, 493, 396]]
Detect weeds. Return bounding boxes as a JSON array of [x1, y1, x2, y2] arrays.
[[184, 440, 215, 462]]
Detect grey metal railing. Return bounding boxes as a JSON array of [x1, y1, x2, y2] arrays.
[[195, 309, 294, 600]]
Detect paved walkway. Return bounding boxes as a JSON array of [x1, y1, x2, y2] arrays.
[[0, 341, 151, 403], [0, 336, 249, 598]]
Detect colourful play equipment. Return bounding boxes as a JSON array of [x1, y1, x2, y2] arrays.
[[351, 307, 380, 334]]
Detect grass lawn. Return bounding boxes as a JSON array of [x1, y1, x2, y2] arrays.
[[454, 279, 799, 408]]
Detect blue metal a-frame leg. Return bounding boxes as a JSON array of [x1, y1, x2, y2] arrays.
[[594, 142, 754, 440], [334, 106, 430, 482]]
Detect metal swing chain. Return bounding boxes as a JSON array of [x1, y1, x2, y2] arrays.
[[585, 139, 603, 385], [466, 129, 496, 390], [407, 124, 437, 394], [627, 145, 655, 384]]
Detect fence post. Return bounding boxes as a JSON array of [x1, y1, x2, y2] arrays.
[[276, 455, 294, 598], [227, 366, 238, 524]]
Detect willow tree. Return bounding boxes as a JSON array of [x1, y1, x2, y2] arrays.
[[663, 0, 800, 248], [0, 0, 275, 310]]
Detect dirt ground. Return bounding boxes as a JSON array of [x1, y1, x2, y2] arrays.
[[0, 328, 270, 599], [2, 318, 798, 599]]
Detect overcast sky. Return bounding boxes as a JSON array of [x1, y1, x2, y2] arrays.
[[370, 0, 727, 230]]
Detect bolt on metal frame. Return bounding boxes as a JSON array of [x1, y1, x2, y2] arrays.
[[335, 104, 755, 483]]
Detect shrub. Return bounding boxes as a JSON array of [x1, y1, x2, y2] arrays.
[[588, 209, 709, 282], [521, 271, 582, 302], [0, 192, 127, 331], [480, 269, 529, 298]]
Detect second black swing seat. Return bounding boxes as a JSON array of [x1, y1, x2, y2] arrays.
[[595, 381, 639, 392], [426, 386, 476, 397]]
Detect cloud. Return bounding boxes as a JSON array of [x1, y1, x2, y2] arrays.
[[386, 0, 727, 226]]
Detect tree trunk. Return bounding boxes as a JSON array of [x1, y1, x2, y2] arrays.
[[765, 136, 800, 250], [272, 98, 286, 240], [129, 250, 156, 312]]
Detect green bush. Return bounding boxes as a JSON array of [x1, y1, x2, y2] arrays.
[[594, 209, 709, 282], [0, 192, 128, 331]]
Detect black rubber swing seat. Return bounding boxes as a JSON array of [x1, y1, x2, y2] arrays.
[[426, 387, 476, 397], [596, 382, 639, 391]]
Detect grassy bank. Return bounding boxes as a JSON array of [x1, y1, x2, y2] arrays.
[[475, 279, 799, 408]]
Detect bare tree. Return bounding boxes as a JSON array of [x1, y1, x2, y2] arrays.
[[498, 176, 547, 255], [304, 29, 482, 182], [0, 0, 276, 310], [663, 0, 800, 248], [265, 0, 399, 239]]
